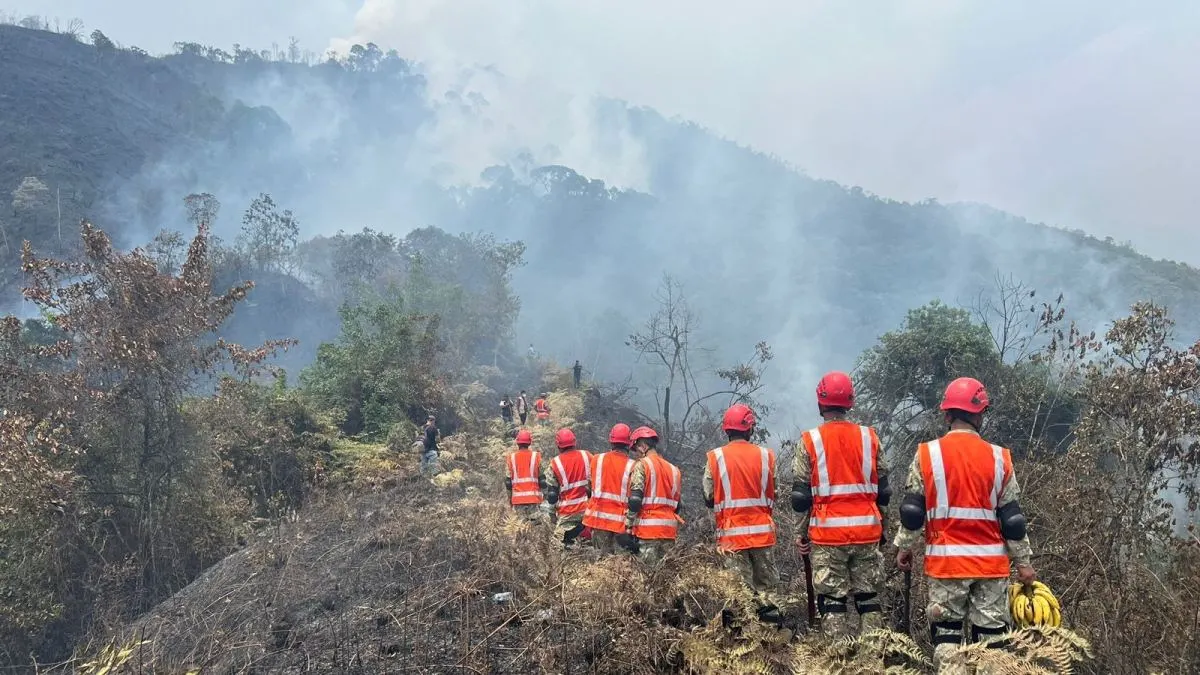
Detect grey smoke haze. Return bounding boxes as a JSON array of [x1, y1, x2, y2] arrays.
[[7, 0, 1200, 435], [14, 0, 1195, 261]]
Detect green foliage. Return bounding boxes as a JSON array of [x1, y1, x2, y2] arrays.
[[237, 193, 299, 274], [856, 300, 999, 416], [301, 290, 442, 437], [187, 378, 334, 517]]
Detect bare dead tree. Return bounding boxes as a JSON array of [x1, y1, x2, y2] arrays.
[[627, 274, 703, 453], [627, 275, 772, 461], [970, 272, 1054, 365]]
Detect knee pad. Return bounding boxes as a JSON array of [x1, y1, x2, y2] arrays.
[[971, 624, 1009, 647], [930, 619, 964, 646], [817, 595, 848, 615], [853, 591, 882, 615]]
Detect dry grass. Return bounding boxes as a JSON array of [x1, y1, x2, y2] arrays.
[[55, 387, 1097, 674]]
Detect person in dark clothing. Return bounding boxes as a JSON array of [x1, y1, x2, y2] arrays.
[[500, 395, 514, 424], [517, 390, 529, 425], [421, 415, 439, 477], [573, 360, 583, 389]]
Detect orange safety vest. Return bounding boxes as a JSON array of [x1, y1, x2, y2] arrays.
[[801, 421, 883, 546], [583, 451, 634, 533], [534, 398, 550, 419], [508, 449, 543, 505], [918, 431, 1014, 579], [550, 449, 593, 516], [707, 440, 776, 552], [632, 453, 682, 541]]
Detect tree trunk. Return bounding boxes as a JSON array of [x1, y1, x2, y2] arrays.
[[663, 385, 671, 453]]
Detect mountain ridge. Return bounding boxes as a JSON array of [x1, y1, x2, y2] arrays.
[[3, 22, 1198, 400]]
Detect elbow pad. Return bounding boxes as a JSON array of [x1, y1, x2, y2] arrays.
[[504, 478, 513, 490], [876, 475, 892, 507], [628, 490, 644, 513], [545, 485, 560, 505], [997, 501, 1027, 540], [790, 481, 812, 512], [704, 495, 714, 509], [899, 493, 925, 531]]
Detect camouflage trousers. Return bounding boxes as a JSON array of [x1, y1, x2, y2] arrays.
[[722, 546, 784, 619], [927, 577, 1009, 670], [810, 543, 884, 637], [590, 529, 629, 554], [552, 512, 587, 549], [512, 503, 548, 524], [637, 538, 674, 565]]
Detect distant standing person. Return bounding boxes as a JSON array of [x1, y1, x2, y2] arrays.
[[517, 391, 529, 425], [573, 360, 583, 389], [500, 395, 514, 424], [421, 415, 439, 478]]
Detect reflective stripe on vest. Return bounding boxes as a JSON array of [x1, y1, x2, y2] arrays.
[[805, 423, 884, 545], [509, 450, 542, 505], [920, 435, 1012, 579], [583, 452, 634, 533], [632, 453, 681, 540], [551, 449, 592, 516], [709, 441, 776, 552]]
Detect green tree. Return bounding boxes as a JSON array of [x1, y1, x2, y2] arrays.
[[301, 290, 442, 437], [238, 193, 299, 275], [854, 300, 999, 444]]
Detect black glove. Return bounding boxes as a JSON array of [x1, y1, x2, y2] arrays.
[[616, 532, 639, 553]]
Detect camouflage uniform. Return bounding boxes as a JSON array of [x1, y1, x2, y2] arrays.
[[702, 461, 784, 615], [590, 529, 621, 554], [625, 454, 678, 565], [541, 459, 588, 550], [793, 435, 887, 636], [512, 503, 548, 524], [892, 430, 1034, 669]]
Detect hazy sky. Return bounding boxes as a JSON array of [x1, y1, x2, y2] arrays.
[[10, 0, 1200, 263]]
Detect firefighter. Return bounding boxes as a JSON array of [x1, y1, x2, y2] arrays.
[[894, 377, 1036, 670], [543, 428, 593, 548], [505, 429, 546, 522], [534, 394, 551, 426], [583, 423, 635, 554], [704, 404, 784, 625], [792, 371, 889, 636], [624, 426, 682, 564]]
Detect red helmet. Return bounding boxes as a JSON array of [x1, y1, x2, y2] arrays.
[[515, 429, 533, 445], [555, 428, 577, 449], [816, 371, 855, 409], [722, 403, 756, 432], [609, 423, 632, 447], [940, 377, 989, 414], [629, 426, 658, 443]]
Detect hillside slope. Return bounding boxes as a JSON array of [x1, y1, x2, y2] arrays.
[[3, 23, 1199, 393], [95, 390, 809, 673], [0, 26, 288, 264]]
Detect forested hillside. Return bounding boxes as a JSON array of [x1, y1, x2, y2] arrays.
[[2, 21, 1200, 402]]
